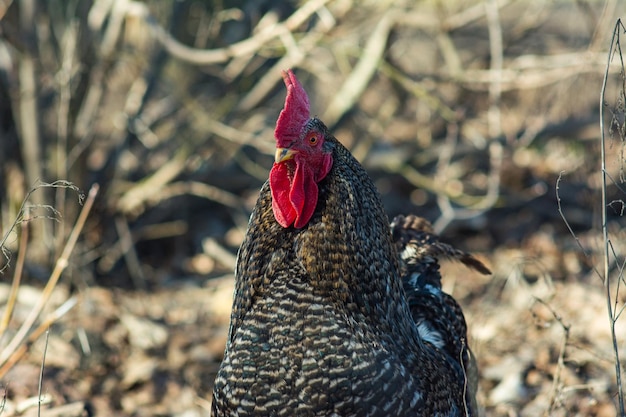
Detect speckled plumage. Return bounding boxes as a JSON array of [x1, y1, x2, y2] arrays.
[[211, 98, 487, 415]]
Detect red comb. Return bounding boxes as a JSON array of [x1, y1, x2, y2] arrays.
[[274, 70, 310, 147]]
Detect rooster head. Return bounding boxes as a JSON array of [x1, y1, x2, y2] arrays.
[[269, 70, 333, 228]]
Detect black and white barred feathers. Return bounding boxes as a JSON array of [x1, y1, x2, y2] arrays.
[[391, 214, 491, 415]]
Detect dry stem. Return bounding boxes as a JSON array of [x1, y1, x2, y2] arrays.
[[0, 184, 99, 375], [0, 221, 28, 339], [599, 18, 626, 416]]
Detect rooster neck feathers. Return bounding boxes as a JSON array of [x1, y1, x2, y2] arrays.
[[235, 136, 419, 344]]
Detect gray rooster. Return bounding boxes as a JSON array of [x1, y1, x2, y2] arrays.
[[211, 70, 489, 416]]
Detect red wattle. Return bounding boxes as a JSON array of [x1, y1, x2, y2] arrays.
[[270, 163, 297, 227], [290, 161, 318, 229], [270, 160, 319, 229]]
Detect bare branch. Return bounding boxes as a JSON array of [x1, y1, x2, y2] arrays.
[[0, 184, 98, 373], [129, 0, 332, 66], [323, 10, 395, 126], [598, 18, 625, 414]]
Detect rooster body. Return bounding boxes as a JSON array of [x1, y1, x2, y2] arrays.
[[211, 71, 486, 416]]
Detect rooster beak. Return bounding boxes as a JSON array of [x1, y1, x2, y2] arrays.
[[275, 148, 297, 163]]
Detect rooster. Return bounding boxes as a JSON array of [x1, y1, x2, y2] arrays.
[[211, 70, 488, 416]]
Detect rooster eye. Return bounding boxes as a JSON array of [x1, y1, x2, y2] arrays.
[[308, 135, 318, 145]]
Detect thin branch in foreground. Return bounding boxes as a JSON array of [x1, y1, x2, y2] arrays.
[[555, 173, 602, 281], [599, 18, 626, 416], [608, 240, 625, 315], [0, 297, 78, 379], [532, 297, 571, 416], [0, 180, 83, 274], [0, 220, 29, 340], [37, 328, 50, 417], [0, 184, 98, 374], [0, 384, 6, 414]]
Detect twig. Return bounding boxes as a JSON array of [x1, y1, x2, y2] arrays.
[[72, 0, 128, 143], [459, 337, 473, 417], [458, 51, 615, 91], [599, 18, 626, 416], [434, 121, 461, 232], [195, 117, 274, 155], [114, 215, 147, 290], [0, 385, 6, 414], [0, 184, 98, 371], [0, 181, 82, 274], [0, 296, 78, 378], [154, 181, 245, 211], [37, 328, 50, 417], [0, 219, 28, 339], [532, 297, 571, 416], [134, 0, 332, 65], [558, 18, 626, 415], [54, 21, 79, 260], [16, 394, 52, 414], [436, 31, 462, 78], [16, 0, 48, 258], [383, 4, 505, 234], [556, 173, 602, 280], [381, 63, 457, 122], [429, 0, 505, 233], [588, 0, 620, 52], [222, 10, 282, 81], [0, 0, 13, 20], [21, 401, 87, 417], [433, 136, 502, 234], [237, 5, 341, 112], [100, 0, 130, 58], [116, 148, 189, 216], [443, 0, 514, 32], [97, 220, 188, 273], [609, 240, 626, 321], [323, 10, 396, 127], [203, 238, 237, 271], [485, 0, 503, 138]]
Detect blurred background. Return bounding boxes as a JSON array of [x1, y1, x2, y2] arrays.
[[0, 0, 625, 415]]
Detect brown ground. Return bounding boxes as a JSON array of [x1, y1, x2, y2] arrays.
[[1, 1, 626, 416]]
